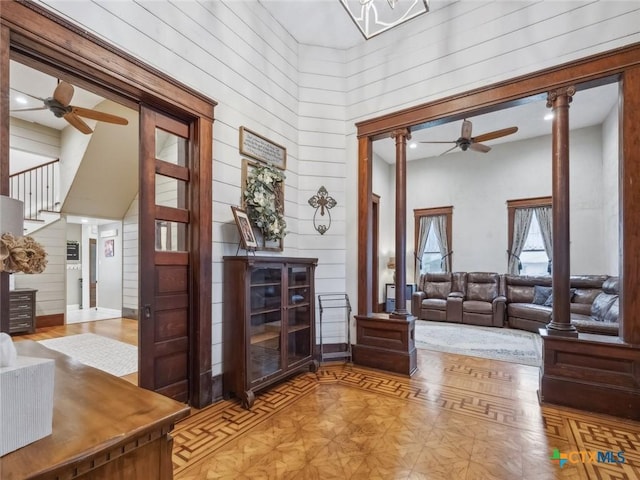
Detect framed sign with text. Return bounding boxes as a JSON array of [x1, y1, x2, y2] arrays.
[[239, 126, 287, 170]]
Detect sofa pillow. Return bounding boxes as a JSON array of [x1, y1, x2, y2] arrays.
[[603, 297, 619, 323], [590, 292, 618, 322], [425, 281, 451, 300], [532, 286, 552, 305], [542, 288, 576, 307]]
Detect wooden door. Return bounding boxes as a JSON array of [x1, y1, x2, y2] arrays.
[[139, 106, 193, 402], [89, 239, 97, 308]]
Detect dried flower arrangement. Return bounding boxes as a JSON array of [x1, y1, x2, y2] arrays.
[[0, 233, 48, 274], [243, 163, 287, 241]]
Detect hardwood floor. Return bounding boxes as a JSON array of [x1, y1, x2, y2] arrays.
[[14, 320, 640, 479]]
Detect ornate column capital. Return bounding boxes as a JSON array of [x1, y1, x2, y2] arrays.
[[546, 86, 576, 108]]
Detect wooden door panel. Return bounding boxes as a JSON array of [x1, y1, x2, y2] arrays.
[[140, 105, 193, 403]]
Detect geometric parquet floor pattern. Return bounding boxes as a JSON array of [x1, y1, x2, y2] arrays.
[[173, 349, 640, 479]]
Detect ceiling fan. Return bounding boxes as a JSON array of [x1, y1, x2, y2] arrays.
[[10, 81, 129, 134], [420, 119, 518, 155]]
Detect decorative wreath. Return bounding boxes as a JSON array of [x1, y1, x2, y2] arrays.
[[243, 163, 287, 241], [0, 233, 48, 274]]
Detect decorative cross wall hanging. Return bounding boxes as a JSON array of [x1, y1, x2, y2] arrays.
[[308, 186, 336, 235]]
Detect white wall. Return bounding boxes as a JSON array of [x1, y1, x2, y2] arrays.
[[66, 223, 82, 308], [14, 218, 66, 318], [602, 101, 620, 276], [403, 125, 607, 276], [372, 152, 394, 303], [10, 118, 60, 162], [122, 195, 138, 318], [97, 222, 122, 310]]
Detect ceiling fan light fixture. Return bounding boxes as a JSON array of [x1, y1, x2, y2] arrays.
[[340, 0, 429, 40]]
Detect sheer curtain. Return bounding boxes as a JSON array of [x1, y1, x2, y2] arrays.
[[433, 215, 450, 273], [535, 206, 553, 269], [415, 216, 433, 283], [509, 208, 533, 274]]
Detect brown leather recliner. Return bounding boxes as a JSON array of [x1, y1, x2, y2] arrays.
[[412, 272, 465, 323], [460, 272, 506, 327]]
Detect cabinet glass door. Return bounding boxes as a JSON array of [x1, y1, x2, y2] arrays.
[[249, 267, 282, 382], [287, 266, 312, 366]]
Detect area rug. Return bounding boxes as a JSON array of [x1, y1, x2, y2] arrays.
[[38, 333, 137, 377], [414, 320, 542, 366]]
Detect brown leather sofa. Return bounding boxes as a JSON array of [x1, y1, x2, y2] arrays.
[[503, 274, 614, 333], [413, 271, 505, 327], [412, 272, 465, 323], [568, 277, 619, 335], [460, 272, 506, 327]]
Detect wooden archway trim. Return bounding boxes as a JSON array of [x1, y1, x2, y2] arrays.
[[0, 1, 215, 408]]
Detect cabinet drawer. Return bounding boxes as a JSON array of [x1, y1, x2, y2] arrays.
[[10, 293, 33, 302], [10, 302, 32, 313], [10, 311, 33, 321]]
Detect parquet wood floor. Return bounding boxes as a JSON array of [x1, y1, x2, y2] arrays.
[[14, 321, 640, 478], [174, 352, 640, 480]]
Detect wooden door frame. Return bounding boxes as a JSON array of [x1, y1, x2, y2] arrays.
[[0, 2, 215, 407]]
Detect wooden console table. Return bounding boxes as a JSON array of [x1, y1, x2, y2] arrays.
[[1, 341, 190, 479]]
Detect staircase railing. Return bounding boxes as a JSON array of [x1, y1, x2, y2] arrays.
[[9, 159, 60, 221]]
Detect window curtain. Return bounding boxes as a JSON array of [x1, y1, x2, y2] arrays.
[[534, 206, 553, 269], [433, 215, 450, 273], [415, 216, 433, 283], [508, 208, 533, 274]]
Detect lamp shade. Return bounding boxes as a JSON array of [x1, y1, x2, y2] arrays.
[[0, 196, 24, 236], [387, 256, 396, 269]]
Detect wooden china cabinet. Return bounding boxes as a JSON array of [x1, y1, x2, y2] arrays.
[[223, 256, 318, 409]]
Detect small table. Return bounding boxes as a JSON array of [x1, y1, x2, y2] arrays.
[[2, 341, 190, 479]]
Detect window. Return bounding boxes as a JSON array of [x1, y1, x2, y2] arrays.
[[422, 226, 442, 274], [414, 206, 453, 276], [507, 196, 552, 275], [520, 211, 549, 275]]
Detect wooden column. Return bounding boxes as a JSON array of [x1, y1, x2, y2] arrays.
[[391, 128, 410, 318], [357, 136, 374, 315], [545, 86, 577, 337], [0, 25, 10, 333], [621, 67, 640, 345]]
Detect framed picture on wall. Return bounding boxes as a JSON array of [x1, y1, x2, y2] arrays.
[[104, 239, 115, 258], [231, 206, 258, 250]]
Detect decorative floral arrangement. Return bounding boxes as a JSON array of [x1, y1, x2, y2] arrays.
[[243, 163, 287, 241], [0, 233, 48, 274]]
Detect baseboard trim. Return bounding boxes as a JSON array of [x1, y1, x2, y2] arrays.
[[37, 313, 64, 328], [122, 307, 138, 320]]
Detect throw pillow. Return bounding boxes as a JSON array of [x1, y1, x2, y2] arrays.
[[590, 292, 618, 322], [532, 285, 552, 305], [543, 288, 576, 307]]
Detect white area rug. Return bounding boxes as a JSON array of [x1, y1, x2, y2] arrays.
[[39, 333, 137, 377], [415, 320, 542, 366]]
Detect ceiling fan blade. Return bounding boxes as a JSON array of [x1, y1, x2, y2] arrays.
[[439, 144, 460, 156], [71, 106, 129, 125], [469, 142, 491, 153], [10, 107, 48, 113], [63, 112, 93, 134], [10, 87, 46, 102], [53, 81, 74, 106], [472, 126, 518, 144], [418, 140, 457, 144], [461, 119, 473, 140]]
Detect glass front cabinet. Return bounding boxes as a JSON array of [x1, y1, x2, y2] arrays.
[[223, 256, 318, 409]]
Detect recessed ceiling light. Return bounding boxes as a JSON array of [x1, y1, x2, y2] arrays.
[[544, 113, 554, 121], [409, 143, 417, 149], [15, 96, 28, 105], [81, 219, 88, 223]]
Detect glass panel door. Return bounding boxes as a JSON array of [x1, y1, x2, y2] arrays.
[[249, 266, 282, 383], [287, 266, 312, 366]]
